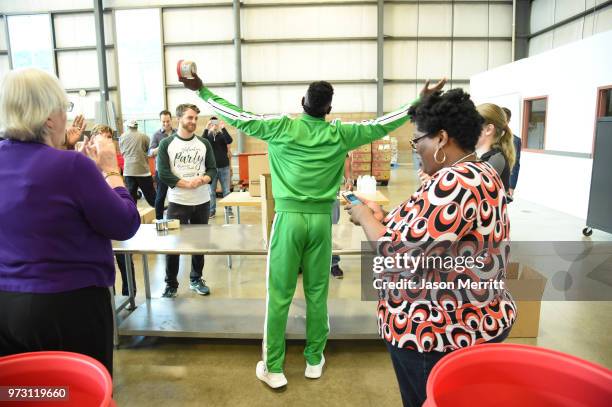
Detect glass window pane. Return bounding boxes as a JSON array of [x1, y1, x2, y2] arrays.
[[115, 9, 164, 119], [526, 98, 547, 150], [7, 14, 54, 74]]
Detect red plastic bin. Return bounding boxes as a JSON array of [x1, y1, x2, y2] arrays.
[[0, 351, 115, 407], [424, 343, 612, 407]]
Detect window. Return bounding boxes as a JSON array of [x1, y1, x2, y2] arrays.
[[522, 96, 548, 151], [7, 14, 55, 74], [596, 86, 612, 118]]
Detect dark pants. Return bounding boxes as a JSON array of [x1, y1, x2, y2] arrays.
[[165, 201, 210, 288], [125, 175, 156, 207], [115, 254, 136, 296], [0, 287, 114, 376], [386, 328, 511, 407], [154, 172, 168, 220]]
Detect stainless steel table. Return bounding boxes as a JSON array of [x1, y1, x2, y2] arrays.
[[111, 224, 376, 345]]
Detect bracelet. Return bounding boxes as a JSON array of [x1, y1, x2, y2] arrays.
[[104, 171, 122, 179]]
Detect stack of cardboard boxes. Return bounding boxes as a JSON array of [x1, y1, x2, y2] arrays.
[[350, 143, 372, 179], [248, 155, 271, 197], [372, 138, 392, 185]]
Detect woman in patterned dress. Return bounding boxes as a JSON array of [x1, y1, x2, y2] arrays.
[[347, 88, 516, 407]]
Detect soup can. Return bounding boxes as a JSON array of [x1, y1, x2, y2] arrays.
[[177, 59, 197, 79]]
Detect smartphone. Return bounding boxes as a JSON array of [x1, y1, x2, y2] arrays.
[[341, 191, 363, 205], [210, 119, 219, 125]]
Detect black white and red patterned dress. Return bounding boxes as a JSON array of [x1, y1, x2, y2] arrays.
[[377, 161, 516, 353]]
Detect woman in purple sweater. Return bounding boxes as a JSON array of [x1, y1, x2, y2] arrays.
[[0, 68, 140, 375]]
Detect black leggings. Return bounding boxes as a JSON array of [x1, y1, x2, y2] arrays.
[[0, 286, 114, 376]]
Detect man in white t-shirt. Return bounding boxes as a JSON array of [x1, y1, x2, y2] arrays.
[[156, 104, 217, 298]]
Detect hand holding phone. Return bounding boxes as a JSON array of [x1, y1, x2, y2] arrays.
[[341, 191, 363, 205]]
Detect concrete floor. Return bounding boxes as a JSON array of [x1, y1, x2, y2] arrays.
[[113, 157, 612, 406]]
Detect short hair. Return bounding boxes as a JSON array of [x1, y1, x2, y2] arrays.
[[91, 124, 113, 136], [304, 81, 334, 118], [159, 109, 172, 117], [210, 116, 218, 120], [502, 107, 511, 121], [408, 88, 483, 152], [0, 68, 68, 143], [176, 104, 200, 118]]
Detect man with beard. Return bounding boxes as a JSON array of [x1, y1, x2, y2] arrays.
[[156, 103, 217, 298]]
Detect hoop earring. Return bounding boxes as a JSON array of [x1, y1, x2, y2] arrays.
[[434, 147, 446, 164]]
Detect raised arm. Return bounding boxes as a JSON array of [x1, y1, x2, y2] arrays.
[[180, 74, 288, 142]]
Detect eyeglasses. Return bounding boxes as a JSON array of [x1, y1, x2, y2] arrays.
[[410, 132, 430, 151], [66, 101, 74, 112]]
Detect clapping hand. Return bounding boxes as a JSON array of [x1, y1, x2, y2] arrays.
[[66, 114, 86, 147]]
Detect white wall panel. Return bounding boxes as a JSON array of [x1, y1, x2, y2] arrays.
[[54, 14, 96, 48], [530, 0, 555, 33], [163, 8, 234, 43], [552, 19, 584, 48], [383, 83, 417, 113], [488, 41, 512, 69], [0, 17, 7, 50], [165, 45, 235, 85], [242, 42, 376, 82], [57, 50, 99, 88], [167, 86, 235, 116], [66, 90, 102, 119], [453, 4, 488, 37], [583, 14, 595, 38], [384, 41, 417, 79], [417, 41, 451, 79], [594, 5, 612, 34], [384, 4, 418, 37], [554, 0, 586, 23], [0, 55, 10, 81], [489, 4, 513, 37], [105, 49, 117, 87], [104, 13, 114, 45], [528, 32, 553, 56], [452, 41, 487, 79], [243, 0, 366, 3], [242, 6, 376, 40], [243, 83, 376, 114], [418, 4, 452, 37]]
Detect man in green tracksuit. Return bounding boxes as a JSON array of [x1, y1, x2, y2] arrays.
[[180, 74, 443, 388]]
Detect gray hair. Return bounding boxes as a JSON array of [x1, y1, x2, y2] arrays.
[[0, 68, 68, 143]]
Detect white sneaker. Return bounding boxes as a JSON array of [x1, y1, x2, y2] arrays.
[[256, 361, 287, 388], [305, 355, 325, 379]]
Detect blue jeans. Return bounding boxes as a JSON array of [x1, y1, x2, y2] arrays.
[[386, 328, 511, 407], [209, 166, 232, 214]]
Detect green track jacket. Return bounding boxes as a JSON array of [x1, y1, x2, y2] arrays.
[[198, 86, 415, 214]]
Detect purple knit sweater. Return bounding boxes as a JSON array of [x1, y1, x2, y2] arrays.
[[0, 139, 140, 293]]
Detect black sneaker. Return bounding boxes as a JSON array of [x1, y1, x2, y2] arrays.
[[209, 212, 216, 219], [162, 285, 178, 298], [227, 210, 235, 219], [331, 265, 344, 279], [190, 279, 210, 295]]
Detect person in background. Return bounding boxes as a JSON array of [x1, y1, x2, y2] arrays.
[[0, 68, 140, 375], [156, 104, 217, 298], [149, 110, 175, 220], [91, 124, 137, 297], [120, 119, 156, 206], [475, 103, 516, 191], [203, 116, 234, 219], [347, 89, 515, 407], [330, 154, 352, 279], [502, 107, 521, 200]]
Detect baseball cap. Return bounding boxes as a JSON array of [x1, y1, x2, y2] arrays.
[[126, 119, 138, 128]]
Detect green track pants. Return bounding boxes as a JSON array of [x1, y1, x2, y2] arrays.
[[263, 211, 332, 373]]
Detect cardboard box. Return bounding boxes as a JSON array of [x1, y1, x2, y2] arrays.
[[354, 143, 372, 153], [138, 207, 155, 224], [372, 160, 391, 171], [260, 174, 275, 247], [372, 169, 390, 180], [248, 155, 270, 197], [351, 162, 372, 172], [372, 151, 392, 162], [351, 151, 372, 163], [505, 263, 547, 338], [352, 170, 371, 177]]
